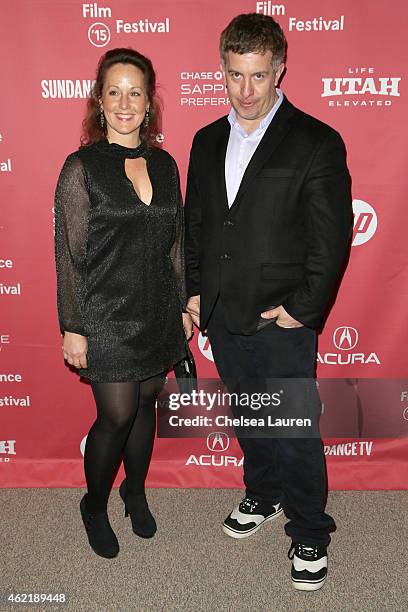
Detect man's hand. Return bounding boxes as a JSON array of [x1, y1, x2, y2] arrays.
[[186, 295, 200, 328], [260, 305, 304, 328], [182, 312, 193, 340], [63, 332, 88, 369]]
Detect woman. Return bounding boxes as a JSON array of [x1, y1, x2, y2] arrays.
[[54, 48, 192, 559]]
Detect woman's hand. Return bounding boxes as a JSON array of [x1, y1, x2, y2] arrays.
[[182, 312, 193, 340], [63, 332, 88, 369]]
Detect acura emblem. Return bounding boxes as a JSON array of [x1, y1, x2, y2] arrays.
[[333, 326, 359, 351], [207, 432, 229, 452]]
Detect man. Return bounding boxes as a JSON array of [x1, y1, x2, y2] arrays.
[[184, 13, 352, 591]]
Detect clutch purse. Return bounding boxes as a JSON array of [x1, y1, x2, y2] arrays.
[[173, 342, 197, 395]]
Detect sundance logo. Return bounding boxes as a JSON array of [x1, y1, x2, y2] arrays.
[[41, 79, 95, 99], [352, 200, 377, 246], [186, 433, 243, 467], [317, 326, 380, 366]]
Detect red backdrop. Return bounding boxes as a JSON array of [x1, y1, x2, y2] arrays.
[[1, 0, 407, 489]]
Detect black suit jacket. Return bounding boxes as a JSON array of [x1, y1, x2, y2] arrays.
[[184, 97, 353, 334]]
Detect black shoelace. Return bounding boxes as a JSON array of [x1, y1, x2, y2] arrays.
[[288, 543, 322, 560], [240, 497, 259, 513]]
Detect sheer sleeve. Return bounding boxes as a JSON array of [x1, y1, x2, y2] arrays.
[[169, 160, 187, 310], [54, 154, 90, 335]]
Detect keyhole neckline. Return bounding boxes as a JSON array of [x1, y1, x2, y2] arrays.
[[96, 138, 151, 160], [124, 158, 154, 207]]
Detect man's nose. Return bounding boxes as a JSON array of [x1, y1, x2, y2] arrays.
[[241, 78, 254, 98]]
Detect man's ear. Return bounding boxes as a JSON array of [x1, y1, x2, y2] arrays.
[[274, 63, 285, 86]]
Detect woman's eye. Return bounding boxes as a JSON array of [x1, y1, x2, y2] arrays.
[[131, 91, 141, 96], [108, 90, 118, 96]]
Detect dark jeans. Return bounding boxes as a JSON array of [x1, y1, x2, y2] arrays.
[[206, 297, 336, 546]]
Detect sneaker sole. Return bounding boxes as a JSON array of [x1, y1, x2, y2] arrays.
[[222, 508, 283, 539], [292, 577, 326, 591]]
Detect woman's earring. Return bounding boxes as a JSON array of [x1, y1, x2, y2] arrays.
[[144, 108, 150, 127], [99, 104, 105, 128]]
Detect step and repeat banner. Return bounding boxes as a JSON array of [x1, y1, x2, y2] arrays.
[[1, 0, 407, 489]]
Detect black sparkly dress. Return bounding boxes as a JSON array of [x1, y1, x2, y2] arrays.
[[54, 139, 186, 382]]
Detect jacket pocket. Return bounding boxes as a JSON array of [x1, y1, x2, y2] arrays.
[[261, 263, 304, 279], [258, 168, 297, 178]]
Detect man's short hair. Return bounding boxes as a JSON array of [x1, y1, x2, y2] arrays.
[[220, 13, 287, 71]]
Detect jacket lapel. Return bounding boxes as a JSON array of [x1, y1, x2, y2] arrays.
[[213, 118, 231, 213], [229, 98, 299, 211]]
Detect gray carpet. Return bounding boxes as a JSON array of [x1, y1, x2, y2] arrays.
[[1, 489, 407, 611]]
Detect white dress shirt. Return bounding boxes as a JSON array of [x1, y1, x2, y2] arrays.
[[225, 88, 284, 207]]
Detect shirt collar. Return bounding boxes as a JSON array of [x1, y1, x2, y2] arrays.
[[228, 88, 284, 136]]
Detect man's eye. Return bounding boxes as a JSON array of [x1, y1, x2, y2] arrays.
[[254, 74, 264, 80]]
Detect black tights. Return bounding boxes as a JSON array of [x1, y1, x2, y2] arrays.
[[84, 375, 164, 513]]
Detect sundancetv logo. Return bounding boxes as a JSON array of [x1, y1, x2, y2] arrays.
[[324, 441, 373, 456], [185, 433, 243, 467]]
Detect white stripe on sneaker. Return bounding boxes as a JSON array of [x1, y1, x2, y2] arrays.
[[230, 506, 266, 525], [293, 554, 327, 573]]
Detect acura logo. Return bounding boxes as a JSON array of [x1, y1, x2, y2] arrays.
[[333, 326, 359, 351], [207, 432, 229, 452]]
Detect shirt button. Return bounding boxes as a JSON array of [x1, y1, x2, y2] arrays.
[[223, 220, 233, 227], [220, 253, 230, 260]]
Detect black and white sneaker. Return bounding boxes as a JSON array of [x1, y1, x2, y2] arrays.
[[223, 497, 283, 539], [288, 542, 328, 591]]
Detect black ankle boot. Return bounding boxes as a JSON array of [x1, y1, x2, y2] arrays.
[[80, 494, 119, 558], [119, 479, 157, 538]]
